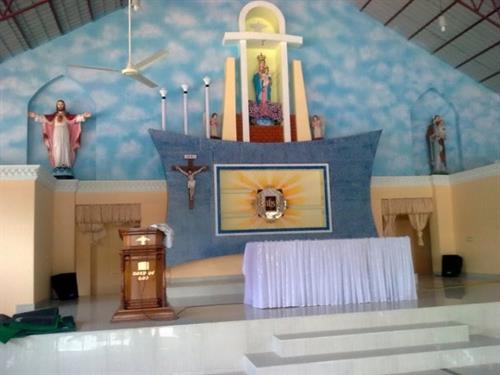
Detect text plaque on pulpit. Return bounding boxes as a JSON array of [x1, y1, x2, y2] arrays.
[[111, 228, 176, 322]]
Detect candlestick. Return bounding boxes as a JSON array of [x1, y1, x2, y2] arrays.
[[181, 84, 189, 135], [159, 88, 167, 131], [203, 77, 211, 139]]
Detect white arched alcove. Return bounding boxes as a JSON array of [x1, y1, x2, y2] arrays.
[[224, 0, 302, 142], [28, 75, 96, 180], [410, 88, 462, 175]]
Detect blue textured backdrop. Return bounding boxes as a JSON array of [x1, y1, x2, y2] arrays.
[[1, 0, 498, 178], [150, 129, 381, 265]]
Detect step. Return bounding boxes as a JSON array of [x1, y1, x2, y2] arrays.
[[273, 321, 469, 356], [167, 275, 244, 299], [243, 335, 500, 375], [169, 293, 243, 307], [395, 362, 500, 374]]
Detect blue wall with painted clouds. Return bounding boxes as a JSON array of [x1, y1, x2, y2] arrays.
[[0, 0, 498, 179]]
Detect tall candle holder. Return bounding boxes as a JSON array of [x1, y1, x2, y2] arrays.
[[181, 84, 189, 135], [159, 88, 167, 131], [203, 77, 211, 139]]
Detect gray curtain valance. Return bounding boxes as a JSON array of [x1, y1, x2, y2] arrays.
[[76, 203, 141, 241]]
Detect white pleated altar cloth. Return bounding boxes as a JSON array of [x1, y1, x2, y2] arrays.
[[243, 237, 417, 308]]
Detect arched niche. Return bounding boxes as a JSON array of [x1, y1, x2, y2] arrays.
[[224, 0, 301, 142], [410, 88, 463, 175], [240, 2, 286, 112], [28, 75, 96, 180], [239, 1, 285, 34]]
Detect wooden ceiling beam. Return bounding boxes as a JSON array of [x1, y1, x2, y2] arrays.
[[0, 26, 14, 56], [0, 0, 49, 22], [384, 0, 415, 26], [0, 0, 14, 18], [479, 69, 500, 82], [47, 0, 63, 34], [86, 0, 94, 21], [360, 0, 373, 12], [1, 0, 33, 49], [455, 40, 500, 68], [457, 0, 500, 28]]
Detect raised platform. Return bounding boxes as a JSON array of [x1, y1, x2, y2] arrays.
[[1, 276, 499, 374]]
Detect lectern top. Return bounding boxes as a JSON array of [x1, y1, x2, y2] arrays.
[[119, 228, 164, 248]]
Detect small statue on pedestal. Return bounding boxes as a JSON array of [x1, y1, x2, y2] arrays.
[[209, 112, 221, 139], [311, 114, 324, 140]]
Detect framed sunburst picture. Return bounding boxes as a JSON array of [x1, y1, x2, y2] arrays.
[[214, 164, 332, 236]]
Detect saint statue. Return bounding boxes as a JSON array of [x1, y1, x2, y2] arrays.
[[209, 112, 220, 139], [426, 115, 447, 174], [28, 99, 91, 178], [253, 53, 271, 107], [249, 53, 282, 126], [311, 114, 323, 140]]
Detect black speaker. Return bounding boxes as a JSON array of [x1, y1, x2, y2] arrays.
[[441, 255, 463, 277], [51, 273, 79, 300]]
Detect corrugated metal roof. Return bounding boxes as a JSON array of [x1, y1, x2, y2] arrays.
[[355, 0, 500, 94], [0, 0, 124, 62], [0, 0, 498, 94]]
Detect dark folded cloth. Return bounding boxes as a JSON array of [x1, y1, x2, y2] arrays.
[[12, 307, 60, 327], [0, 307, 75, 343]]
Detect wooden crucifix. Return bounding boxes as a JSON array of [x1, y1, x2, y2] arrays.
[[171, 155, 208, 209]]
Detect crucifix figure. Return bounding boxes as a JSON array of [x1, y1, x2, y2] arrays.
[[172, 156, 208, 209]]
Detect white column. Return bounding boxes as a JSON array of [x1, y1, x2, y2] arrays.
[[159, 88, 167, 131], [203, 77, 211, 139], [240, 40, 250, 142], [181, 84, 189, 135], [280, 41, 291, 142]]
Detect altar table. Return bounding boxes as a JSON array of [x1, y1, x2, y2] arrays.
[[243, 237, 417, 308]]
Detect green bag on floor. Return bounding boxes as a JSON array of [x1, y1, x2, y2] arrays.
[[0, 307, 75, 344]]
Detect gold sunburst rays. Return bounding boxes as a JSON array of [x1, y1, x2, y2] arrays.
[[232, 170, 262, 190], [274, 172, 302, 190], [222, 168, 317, 192], [217, 165, 330, 234]]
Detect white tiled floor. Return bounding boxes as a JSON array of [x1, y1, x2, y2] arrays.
[[3, 275, 498, 375], [44, 275, 500, 333]]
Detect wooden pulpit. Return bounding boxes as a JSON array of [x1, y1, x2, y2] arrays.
[[111, 228, 176, 322]]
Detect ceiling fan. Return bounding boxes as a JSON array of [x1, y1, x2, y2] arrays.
[[69, 0, 167, 88]]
